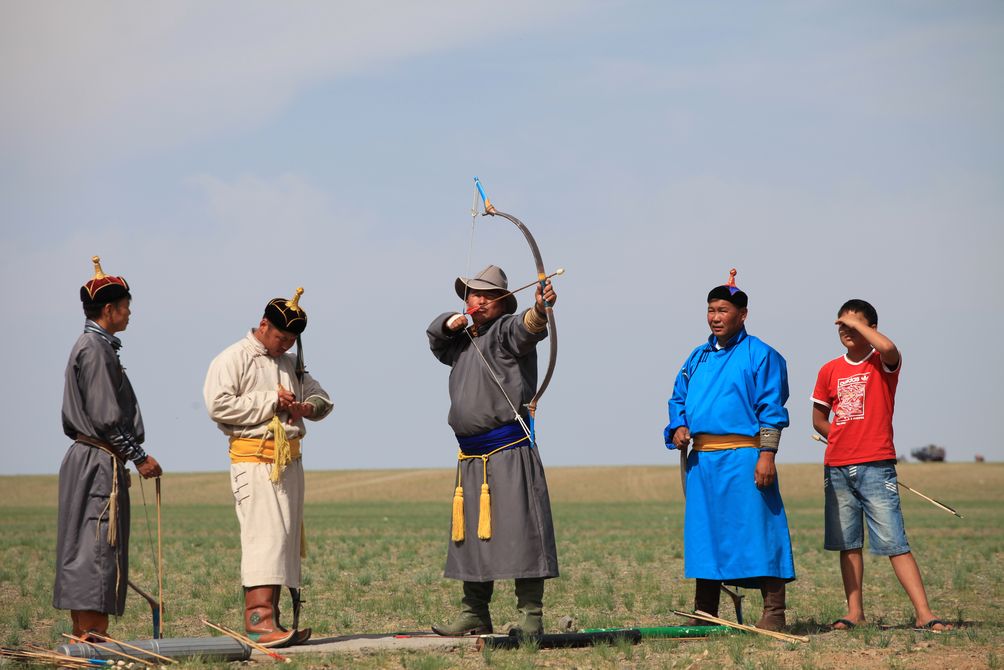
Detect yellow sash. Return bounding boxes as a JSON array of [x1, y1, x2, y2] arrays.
[[228, 435, 302, 463], [692, 434, 761, 451]]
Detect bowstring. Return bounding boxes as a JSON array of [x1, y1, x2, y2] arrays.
[[464, 326, 534, 441], [463, 183, 478, 305], [138, 475, 158, 583], [461, 180, 534, 444]]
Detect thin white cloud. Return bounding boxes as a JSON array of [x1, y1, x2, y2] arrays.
[[190, 173, 332, 237], [0, 1, 583, 169], [573, 11, 1004, 123]]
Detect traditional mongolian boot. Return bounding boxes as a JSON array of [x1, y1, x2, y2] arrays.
[[432, 581, 494, 635], [755, 578, 787, 631], [510, 578, 545, 636], [74, 610, 109, 642], [683, 578, 722, 626], [288, 587, 312, 645], [244, 585, 295, 648]]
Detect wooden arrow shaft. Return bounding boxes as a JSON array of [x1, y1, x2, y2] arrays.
[[465, 269, 564, 314], [812, 433, 962, 518]]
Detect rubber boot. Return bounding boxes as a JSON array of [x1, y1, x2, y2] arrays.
[[73, 610, 109, 642], [683, 579, 721, 626], [755, 578, 787, 631], [432, 581, 494, 635], [510, 578, 545, 636], [244, 585, 296, 647]]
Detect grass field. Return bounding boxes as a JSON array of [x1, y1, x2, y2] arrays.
[[1, 463, 1001, 669]]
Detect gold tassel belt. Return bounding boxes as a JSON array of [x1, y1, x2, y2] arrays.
[[692, 434, 761, 451], [451, 435, 529, 542]]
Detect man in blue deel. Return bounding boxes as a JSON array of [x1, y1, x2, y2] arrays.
[[664, 269, 795, 631]]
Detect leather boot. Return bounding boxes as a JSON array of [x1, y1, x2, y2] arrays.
[[287, 587, 312, 645], [510, 578, 545, 636], [73, 610, 109, 642], [244, 585, 295, 647], [683, 579, 721, 626], [755, 578, 786, 631], [432, 581, 494, 635]]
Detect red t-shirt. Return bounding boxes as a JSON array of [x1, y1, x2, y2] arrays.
[[812, 350, 901, 466]]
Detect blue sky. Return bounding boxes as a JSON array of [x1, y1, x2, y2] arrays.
[[2, 1, 1001, 474]]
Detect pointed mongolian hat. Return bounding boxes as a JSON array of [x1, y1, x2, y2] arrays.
[[707, 268, 748, 308], [80, 256, 131, 306], [264, 287, 308, 334]]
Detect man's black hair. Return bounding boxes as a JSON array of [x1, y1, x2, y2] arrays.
[[838, 299, 878, 326], [83, 297, 128, 321], [83, 302, 105, 319]]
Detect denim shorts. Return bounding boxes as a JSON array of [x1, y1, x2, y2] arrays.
[[823, 460, 910, 555]]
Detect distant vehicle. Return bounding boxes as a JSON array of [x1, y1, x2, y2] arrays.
[[911, 444, 946, 462]]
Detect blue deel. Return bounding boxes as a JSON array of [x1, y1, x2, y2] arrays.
[[664, 327, 789, 444], [664, 327, 795, 586], [683, 447, 795, 585]]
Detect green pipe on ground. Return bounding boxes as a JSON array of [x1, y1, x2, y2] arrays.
[[581, 625, 736, 638]]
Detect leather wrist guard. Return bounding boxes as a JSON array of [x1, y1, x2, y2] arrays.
[[523, 307, 548, 333], [108, 427, 148, 464]]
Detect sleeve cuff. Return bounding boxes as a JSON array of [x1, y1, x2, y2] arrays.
[[304, 395, 333, 419], [759, 427, 781, 451]]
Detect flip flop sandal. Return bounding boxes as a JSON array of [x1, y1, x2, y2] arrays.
[[830, 619, 857, 631], [913, 619, 951, 633]]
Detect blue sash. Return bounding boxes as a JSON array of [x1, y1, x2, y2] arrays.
[[456, 421, 528, 456]]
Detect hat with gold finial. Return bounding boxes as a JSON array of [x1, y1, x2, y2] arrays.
[[707, 268, 748, 308], [264, 287, 308, 334], [80, 256, 131, 306]]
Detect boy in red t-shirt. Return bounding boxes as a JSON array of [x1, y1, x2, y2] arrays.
[[811, 299, 952, 632]]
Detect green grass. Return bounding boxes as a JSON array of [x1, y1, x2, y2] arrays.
[[1, 464, 1002, 668]]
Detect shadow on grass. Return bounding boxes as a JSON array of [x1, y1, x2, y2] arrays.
[[304, 632, 448, 644], [788, 618, 836, 635]]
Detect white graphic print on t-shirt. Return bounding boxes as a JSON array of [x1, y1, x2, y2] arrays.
[[835, 372, 869, 424]]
